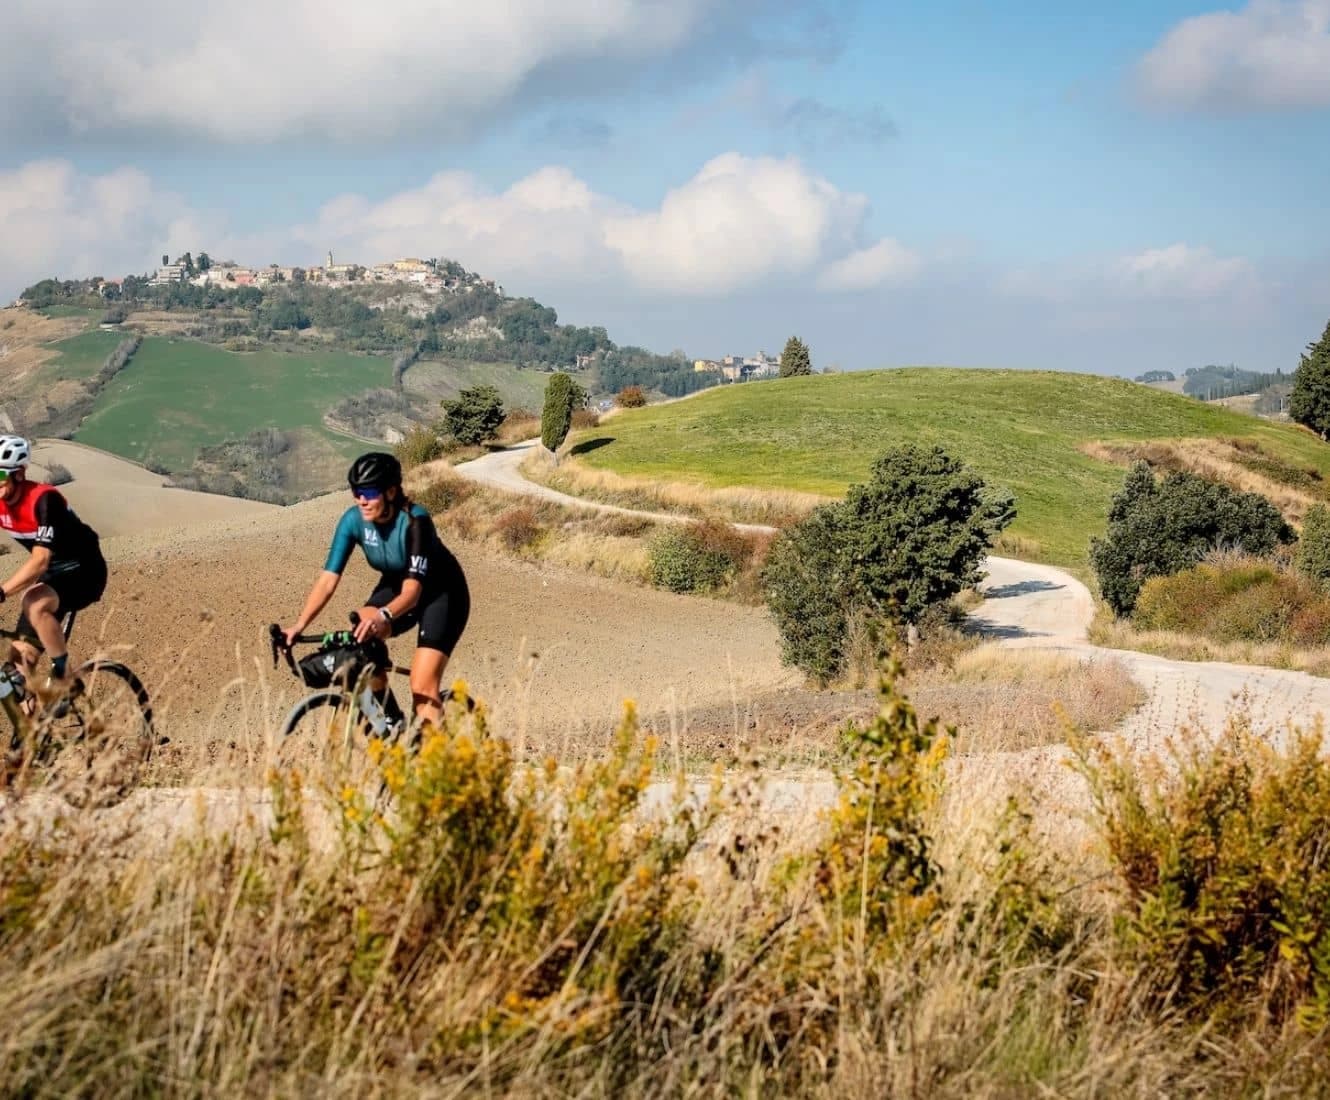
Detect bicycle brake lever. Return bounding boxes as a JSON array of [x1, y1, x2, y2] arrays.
[[269, 623, 297, 674]]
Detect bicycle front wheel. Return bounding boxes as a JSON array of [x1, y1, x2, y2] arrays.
[[45, 660, 156, 809], [276, 690, 364, 773]]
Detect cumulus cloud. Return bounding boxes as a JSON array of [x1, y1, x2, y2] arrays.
[[0, 160, 199, 296], [601, 154, 873, 292], [0, 152, 916, 303], [1137, 0, 1330, 110], [292, 152, 908, 295], [0, 0, 752, 141], [817, 239, 920, 291]]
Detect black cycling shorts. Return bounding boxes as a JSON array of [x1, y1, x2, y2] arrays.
[[16, 557, 109, 643], [367, 575, 470, 656]]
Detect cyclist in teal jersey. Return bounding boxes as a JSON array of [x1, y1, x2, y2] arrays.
[[283, 452, 470, 725]]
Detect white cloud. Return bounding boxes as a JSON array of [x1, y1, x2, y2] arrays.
[[602, 154, 872, 292], [0, 0, 742, 141], [0, 160, 199, 295], [293, 153, 905, 296], [0, 153, 914, 302], [1137, 0, 1330, 110], [817, 239, 920, 291], [1000, 243, 1257, 306], [1113, 243, 1254, 299]]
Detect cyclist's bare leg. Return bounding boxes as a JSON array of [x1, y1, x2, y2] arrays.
[[19, 585, 68, 691], [409, 647, 447, 726]]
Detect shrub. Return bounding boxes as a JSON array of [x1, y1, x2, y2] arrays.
[[615, 385, 647, 408], [1091, 461, 1294, 617], [764, 445, 1015, 683], [1079, 720, 1330, 1026], [440, 384, 505, 446], [394, 425, 445, 470], [490, 506, 543, 550], [1298, 504, 1330, 588], [648, 523, 736, 593], [762, 505, 857, 683], [1133, 556, 1330, 646], [42, 462, 72, 486], [411, 472, 473, 515], [496, 409, 540, 445], [570, 408, 600, 430]]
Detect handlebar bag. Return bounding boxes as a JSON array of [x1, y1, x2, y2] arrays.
[[298, 637, 389, 688]]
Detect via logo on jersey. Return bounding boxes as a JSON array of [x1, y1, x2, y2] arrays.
[[363, 527, 380, 546], [36, 525, 54, 542], [410, 555, 429, 574]]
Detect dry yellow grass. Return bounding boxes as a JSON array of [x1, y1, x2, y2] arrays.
[[4, 673, 1328, 1095], [521, 453, 832, 527], [0, 306, 87, 387], [495, 411, 540, 445], [1081, 437, 1324, 525], [1089, 606, 1330, 677], [912, 647, 1145, 752]]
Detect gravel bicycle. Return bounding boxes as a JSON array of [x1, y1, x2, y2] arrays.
[[270, 612, 473, 769], [1, 611, 156, 808]]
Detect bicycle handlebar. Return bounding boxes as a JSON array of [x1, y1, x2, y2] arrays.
[[269, 612, 366, 672]]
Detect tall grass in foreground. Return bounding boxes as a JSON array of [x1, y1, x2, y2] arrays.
[[3, 671, 1330, 1095]]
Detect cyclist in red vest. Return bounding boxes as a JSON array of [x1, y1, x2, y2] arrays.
[[0, 436, 107, 694]]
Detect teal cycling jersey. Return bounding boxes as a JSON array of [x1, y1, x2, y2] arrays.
[[324, 503, 441, 583]]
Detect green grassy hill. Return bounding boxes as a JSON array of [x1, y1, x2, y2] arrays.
[[74, 337, 389, 469], [574, 368, 1330, 567], [69, 336, 542, 473]]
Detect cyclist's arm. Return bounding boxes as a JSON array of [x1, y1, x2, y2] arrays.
[[291, 570, 340, 634], [0, 544, 52, 601]]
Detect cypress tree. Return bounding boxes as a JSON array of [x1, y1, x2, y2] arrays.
[[1290, 318, 1330, 439], [541, 372, 575, 461]]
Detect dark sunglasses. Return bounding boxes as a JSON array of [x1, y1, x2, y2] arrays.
[[352, 486, 384, 501]]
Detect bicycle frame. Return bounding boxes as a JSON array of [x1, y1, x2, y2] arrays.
[[270, 616, 411, 742]]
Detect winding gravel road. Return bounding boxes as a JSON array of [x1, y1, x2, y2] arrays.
[[458, 441, 1330, 754]]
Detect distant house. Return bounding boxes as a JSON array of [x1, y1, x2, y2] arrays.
[[150, 263, 186, 286]]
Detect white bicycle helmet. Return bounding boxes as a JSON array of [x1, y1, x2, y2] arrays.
[[0, 435, 31, 471]]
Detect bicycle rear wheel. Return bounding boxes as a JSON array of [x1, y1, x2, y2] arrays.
[[44, 660, 155, 809]]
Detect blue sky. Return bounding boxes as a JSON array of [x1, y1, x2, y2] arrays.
[[2, 0, 1329, 376]]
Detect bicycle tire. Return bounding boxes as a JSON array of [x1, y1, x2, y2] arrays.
[[44, 659, 156, 809], [277, 689, 379, 774]]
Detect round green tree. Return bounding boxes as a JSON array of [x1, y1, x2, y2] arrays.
[[779, 336, 812, 377], [764, 444, 1015, 683]]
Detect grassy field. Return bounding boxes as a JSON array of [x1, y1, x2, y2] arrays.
[[404, 357, 551, 412], [75, 337, 390, 469], [36, 304, 104, 320], [44, 329, 128, 382], [573, 368, 1330, 567]]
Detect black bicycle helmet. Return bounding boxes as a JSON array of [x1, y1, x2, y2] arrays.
[[347, 451, 402, 491]]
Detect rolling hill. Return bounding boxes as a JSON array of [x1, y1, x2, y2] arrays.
[[572, 368, 1330, 567]]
